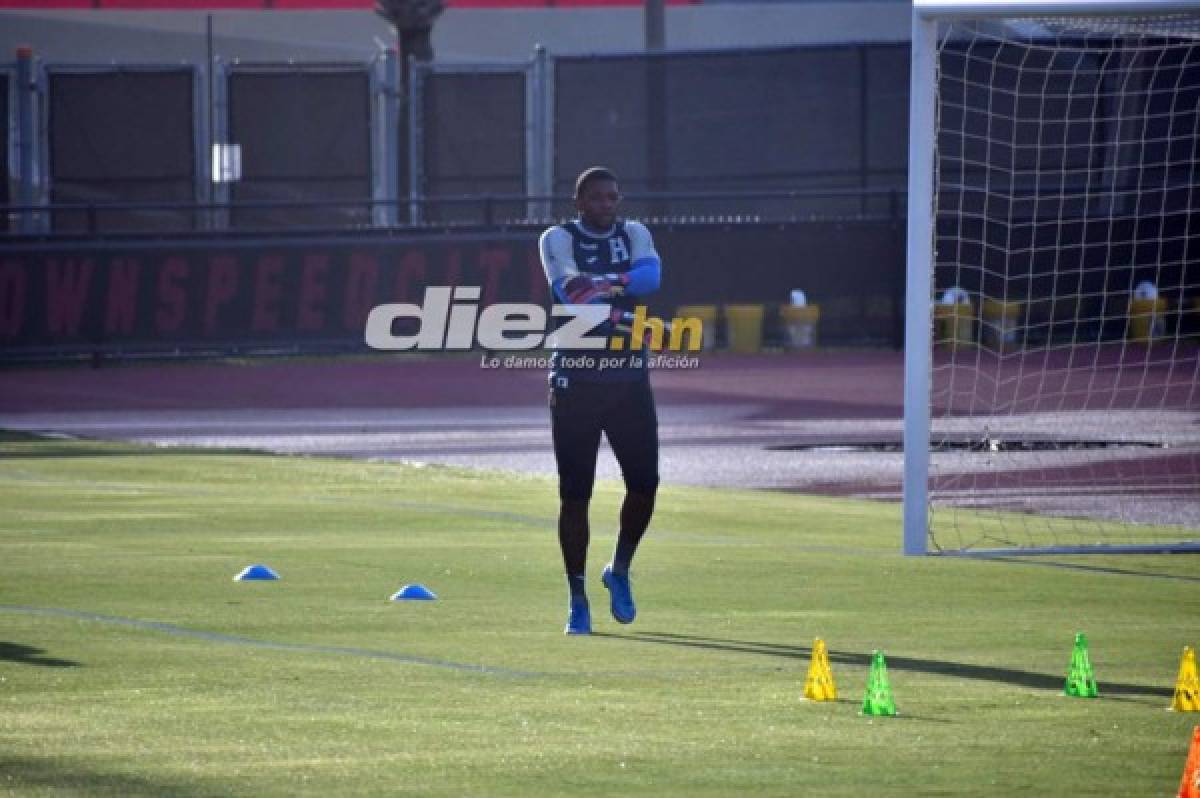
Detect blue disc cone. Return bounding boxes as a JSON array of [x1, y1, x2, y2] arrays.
[[390, 584, 437, 601], [234, 564, 280, 581]]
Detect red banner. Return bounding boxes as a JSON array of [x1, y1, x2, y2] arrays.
[[0, 237, 547, 350]]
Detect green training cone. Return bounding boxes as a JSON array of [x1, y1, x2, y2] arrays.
[[1064, 632, 1099, 698], [861, 650, 897, 716]]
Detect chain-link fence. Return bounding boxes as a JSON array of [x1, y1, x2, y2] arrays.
[[411, 66, 528, 225], [553, 45, 909, 220], [3, 42, 912, 235], [227, 65, 374, 229], [46, 67, 200, 233]]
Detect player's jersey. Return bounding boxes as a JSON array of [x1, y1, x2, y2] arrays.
[[539, 219, 656, 383]]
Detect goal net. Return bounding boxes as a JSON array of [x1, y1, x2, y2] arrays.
[[904, 1, 1200, 555]]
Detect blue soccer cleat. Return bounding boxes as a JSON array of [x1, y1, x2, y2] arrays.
[[565, 597, 592, 635], [601, 564, 636, 624]]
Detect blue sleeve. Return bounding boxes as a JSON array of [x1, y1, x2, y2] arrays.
[[551, 276, 570, 304], [623, 256, 661, 296]]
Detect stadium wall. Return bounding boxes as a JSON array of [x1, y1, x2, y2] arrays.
[[0, 221, 903, 358]]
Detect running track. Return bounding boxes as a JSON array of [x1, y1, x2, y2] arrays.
[[1, 350, 1196, 530]]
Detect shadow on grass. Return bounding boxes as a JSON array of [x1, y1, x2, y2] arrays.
[[607, 632, 1172, 699], [0, 756, 223, 797], [987, 555, 1200, 583], [0, 642, 80, 667]]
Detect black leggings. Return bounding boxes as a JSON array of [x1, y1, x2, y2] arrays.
[[550, 376, 660, 500]]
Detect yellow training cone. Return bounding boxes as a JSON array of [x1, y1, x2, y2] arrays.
[[803, 638, 838, 702], [1172, 647, 1200, 712]]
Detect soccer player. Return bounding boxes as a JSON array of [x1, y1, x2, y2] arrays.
[[538, 166, 662, 636]]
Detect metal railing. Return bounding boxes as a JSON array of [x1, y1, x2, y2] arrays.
[[1, 187, 907, 239]]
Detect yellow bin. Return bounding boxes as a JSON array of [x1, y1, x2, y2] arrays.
[[1129, 297, 1168, 342], [723, 304, 765, 353], [779, 304, 820, 349], [675, 305, 717, 351], [934, 302, 975, 348], [981, 299, 1023, 350]]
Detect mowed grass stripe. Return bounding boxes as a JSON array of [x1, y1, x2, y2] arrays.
[[0, 604, 544, 677], [2, 433, 1198, 796]]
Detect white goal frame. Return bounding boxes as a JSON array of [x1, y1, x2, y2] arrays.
[[903, 0, 1200, 555]]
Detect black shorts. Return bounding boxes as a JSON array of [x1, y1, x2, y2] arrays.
[[549, 376, 660, 501]]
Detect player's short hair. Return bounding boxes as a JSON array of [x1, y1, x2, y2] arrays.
[[574, 167, 618, 198]]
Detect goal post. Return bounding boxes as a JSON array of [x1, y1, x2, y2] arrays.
[[904, 0, 1200, 555]]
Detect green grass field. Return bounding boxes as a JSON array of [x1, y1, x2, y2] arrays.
[[2, 432, 1198, 796]]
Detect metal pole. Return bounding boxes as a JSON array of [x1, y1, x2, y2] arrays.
[[858, 45, 869, 217], [212, 56, 230, 228], [645, 0, 665, 52], [524, 48, 538, 221], [526, 44, 552, 221], [902, 11, 937, 556], [407, 55, 422, 226], [206, 15, 231, 230], [542, 47, 556, 219], [916, 0, 1200, 19], [207, 14, 214, 156], [15, 46, 37, 234], [382, 47, 400, 226]]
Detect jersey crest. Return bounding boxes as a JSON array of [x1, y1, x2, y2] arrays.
[[562, 221, 633, 276]]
